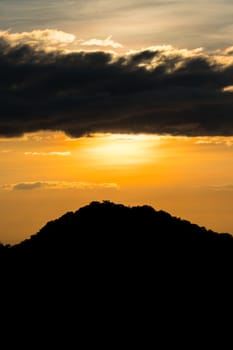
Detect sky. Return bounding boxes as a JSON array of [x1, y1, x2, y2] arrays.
[[1, 0, 233, 243]]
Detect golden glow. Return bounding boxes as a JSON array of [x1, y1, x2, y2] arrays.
[[1, 131, 233, 243], [75, 133, 162, 166], [223, 85, 233, 93]]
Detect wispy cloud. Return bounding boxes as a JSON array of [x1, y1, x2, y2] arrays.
[[81, 36, 123, 49], [223, 85, 233, 93], [24, 151, 71, 156], [208, 184, 233, 192], [0, 30, 123, 51], [195, 137, 233, 146], [0, 149, 12, 153], [14, 182, 45, 191], [1, 181, 119, 191], [1, 1, 233, 50], [0, 29, 76, 51]]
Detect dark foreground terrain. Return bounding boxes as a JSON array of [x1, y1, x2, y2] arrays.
[[1, 200, 232, 271], [1, 201, 232, 340]]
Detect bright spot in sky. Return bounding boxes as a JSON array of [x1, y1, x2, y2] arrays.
[[79, 134, 162, 166]]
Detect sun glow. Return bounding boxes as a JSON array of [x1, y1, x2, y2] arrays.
[[74, 133, 162, 166], [2, 131, 233, 243]]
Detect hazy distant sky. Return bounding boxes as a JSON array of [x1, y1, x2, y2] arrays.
[[1, 0, 233, 243], [1, 0, 233, 49]]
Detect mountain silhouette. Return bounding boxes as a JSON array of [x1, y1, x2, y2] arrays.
[[1, 201, 232, 269], [1, 201, 232, 338]]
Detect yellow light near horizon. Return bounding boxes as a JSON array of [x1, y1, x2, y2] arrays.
[[2, 131, 233, 243], [2, 131, 233, 187], [75, 133, 161, 166]]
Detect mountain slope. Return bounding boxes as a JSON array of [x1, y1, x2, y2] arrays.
[[2, 200, 232, 262], [1, 201, 232, 325]]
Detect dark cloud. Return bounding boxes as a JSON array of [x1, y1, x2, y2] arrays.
[[1, 36, 233, 137], [13, 182, 44, 191], [11, 181, 118, 191]]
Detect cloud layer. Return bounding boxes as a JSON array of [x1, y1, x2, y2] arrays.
[[1, 30, 233, 137]]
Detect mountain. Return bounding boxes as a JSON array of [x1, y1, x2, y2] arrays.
[[1, 201, 232, 335], [1, 200, 232, 266]]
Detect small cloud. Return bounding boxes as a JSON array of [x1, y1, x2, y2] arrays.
[[81, 36, 123, 49], [0, 29, 76, 51], [1, 184, 14, 191], [24, 151, 71, 156], [0, 149, 12, 153], [223, 85, 233, 93], [195, 137, 233, 146], [208, 185, 233, 192], [223, 46, 233, 55], [14, 182, 45, 190], [2, 181, 119, 191]]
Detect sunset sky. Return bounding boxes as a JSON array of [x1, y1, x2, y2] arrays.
[[1, 0, 233, 243]]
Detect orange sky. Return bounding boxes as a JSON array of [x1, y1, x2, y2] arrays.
[[1, 131, 233, 243]]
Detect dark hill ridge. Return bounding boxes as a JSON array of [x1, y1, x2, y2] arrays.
[[18, 200, 233, 240], [2, 201, 233, 261], [1, 200, 233, 286], [1, 201, 232, 327]]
